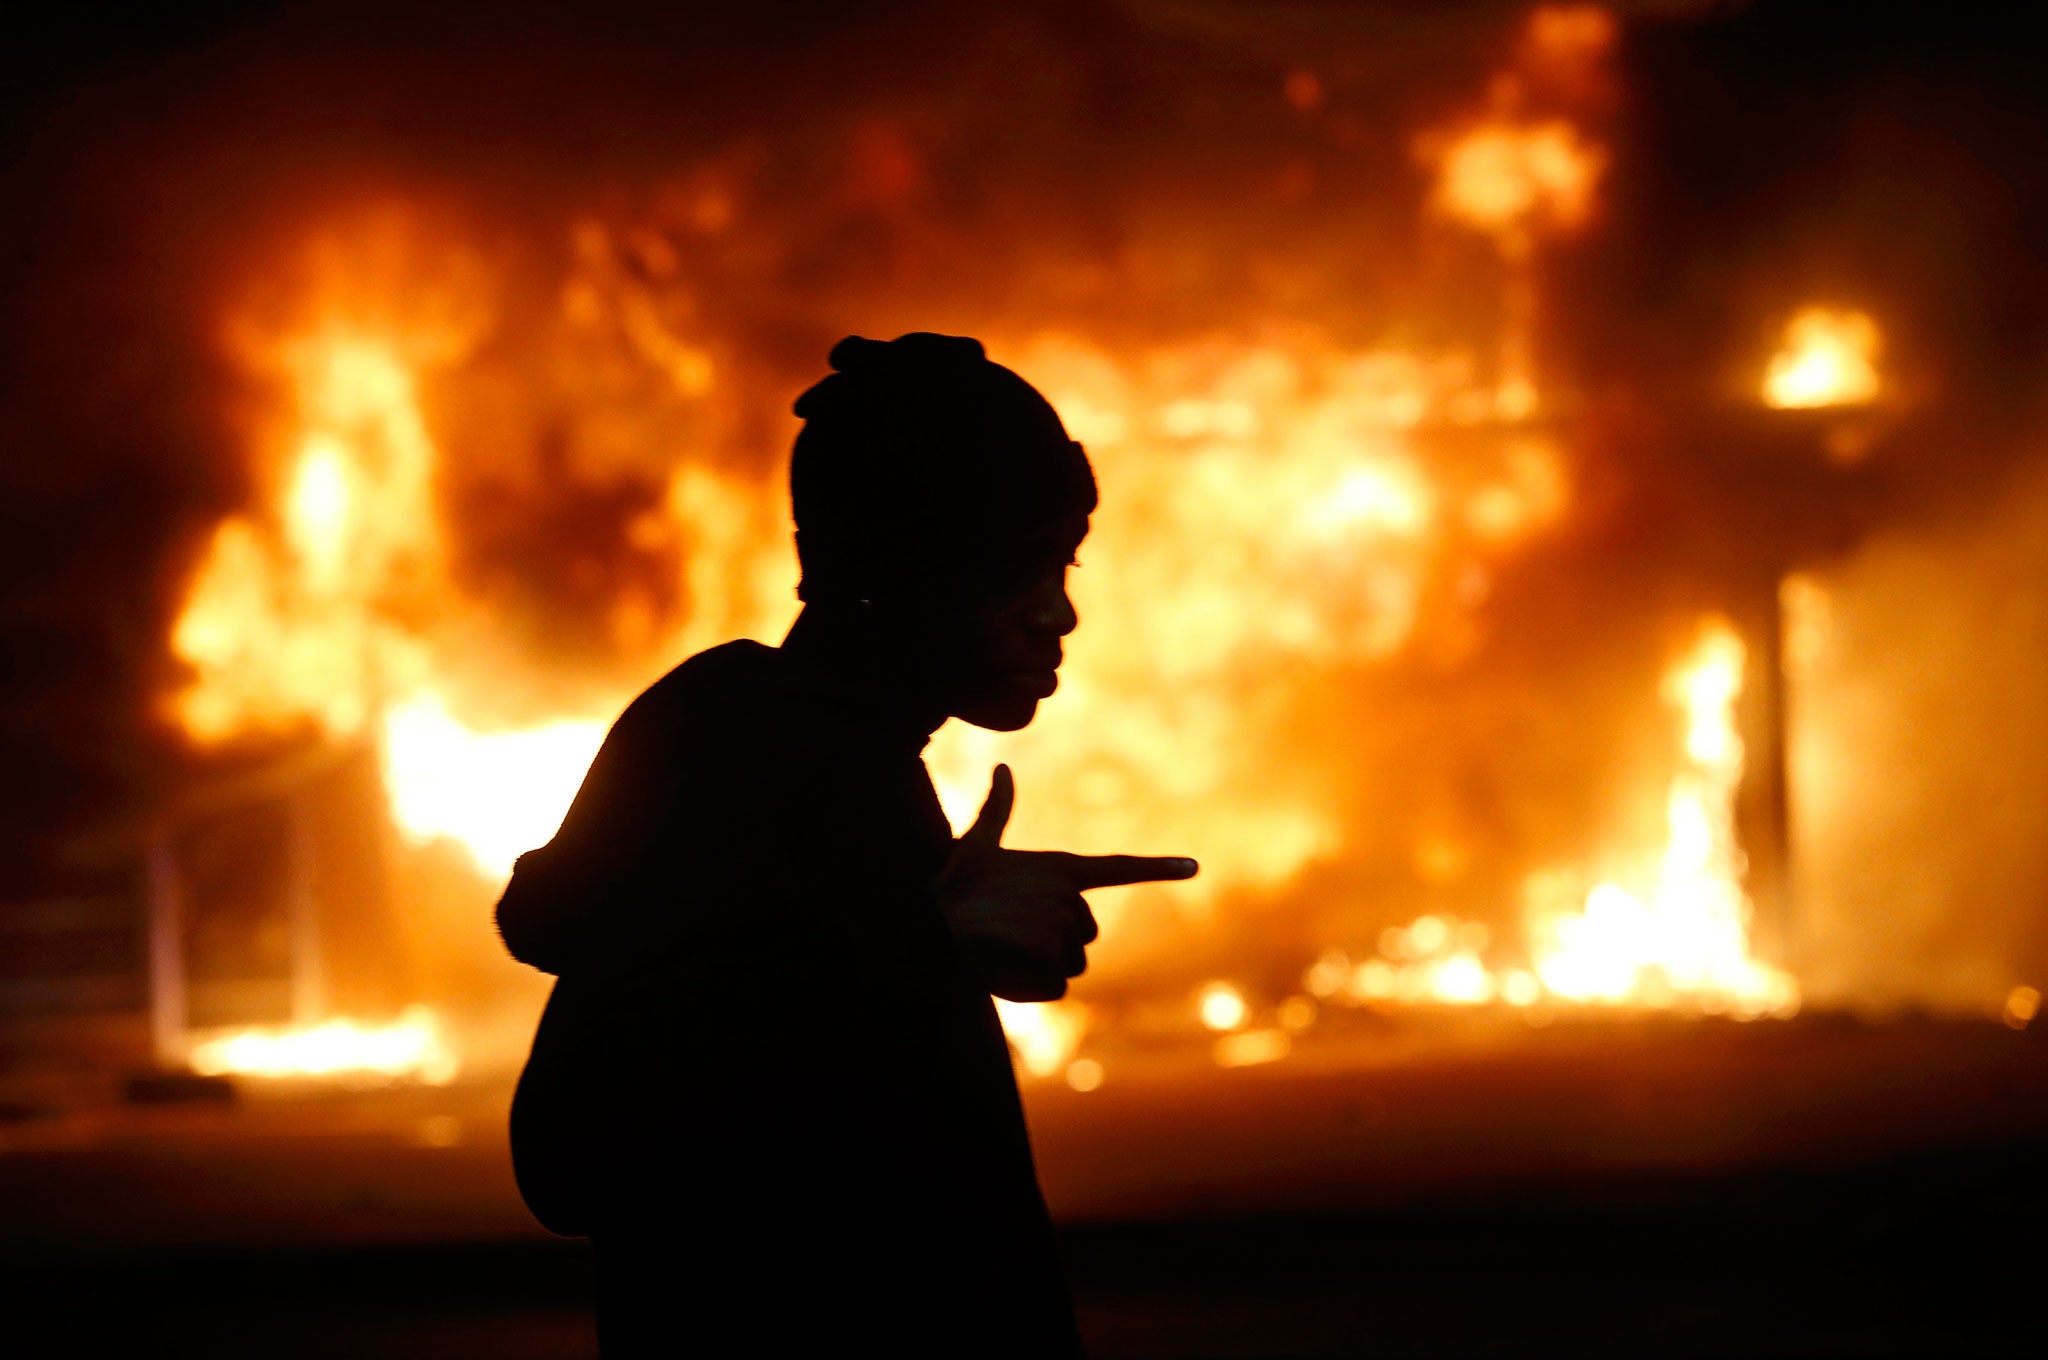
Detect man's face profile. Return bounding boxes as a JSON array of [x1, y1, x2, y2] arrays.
[[929, 512, 1087, 733], [786, 333, 1099, 733]]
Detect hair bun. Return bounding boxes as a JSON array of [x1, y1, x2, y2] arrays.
[[826, 335, 888, 373], [790, 330, 1097, 604], [828, 332, 986, 374]]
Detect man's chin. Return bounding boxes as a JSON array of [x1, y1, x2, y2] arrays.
[[955, 696, 1040, 732]]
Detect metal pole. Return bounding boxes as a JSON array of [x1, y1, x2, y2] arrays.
[[286, 792, 325, 1026], [1736, 570, 1794, 971], [145, 836, 187, 1068]]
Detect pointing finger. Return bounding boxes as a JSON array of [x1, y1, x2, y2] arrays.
[[960, 764, 1015, 852], [1059, 853, 1200, 891]]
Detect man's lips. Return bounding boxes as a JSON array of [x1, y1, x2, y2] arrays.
[[1009, 667, 1060, 698]]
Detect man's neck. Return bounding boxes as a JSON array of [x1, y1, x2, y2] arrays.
[[779, 604, 951, 743]]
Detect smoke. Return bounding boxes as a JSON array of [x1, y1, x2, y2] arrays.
[[1791, 455, 2048, 1015]]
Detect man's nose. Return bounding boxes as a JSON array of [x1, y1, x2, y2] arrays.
[[1030, 581, 1079, 637]]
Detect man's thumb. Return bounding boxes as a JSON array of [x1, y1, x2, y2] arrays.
[[961, 764, 1015, 852]]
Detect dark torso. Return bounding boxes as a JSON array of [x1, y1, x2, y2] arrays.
[[500, 641, 1080, 1355]]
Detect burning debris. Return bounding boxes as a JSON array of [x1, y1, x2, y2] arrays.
[[7, 1, 1993, 1089], [142, 4, 1814, 1084], [8, 16, 2048, 1357]]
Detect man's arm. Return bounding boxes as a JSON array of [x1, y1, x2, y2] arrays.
[[938, 763, 1198, 1000], [495, 693, 677, 976]]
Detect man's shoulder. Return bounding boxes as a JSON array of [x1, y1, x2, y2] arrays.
[[665, 638, 783, 697], [618, 639, 838, 747], [619, 640, 770, 725]]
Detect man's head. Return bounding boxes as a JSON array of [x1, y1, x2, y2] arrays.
[[790, 333, 1096, 731]]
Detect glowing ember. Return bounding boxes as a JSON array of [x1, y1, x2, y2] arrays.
[[1197, 980, 1249, 1032], [1276, 996, 1318, 1032], [1500, 971, 1543, 1007], [1763, 308, 1882, 410], [1214, 1028, 1292, 1068], [1064, 1058, 1106, 1092], [2006, 986, 2041, 1031], [187, 1005, 458, 1084]]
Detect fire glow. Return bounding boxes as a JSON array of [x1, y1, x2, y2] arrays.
[[1764, 308, 1883, 411], [160, 4, 1812, 1082], [170, 332, 617, 878], [187, 1006, 458, 1085], [1300, 621, 1799, 1024]]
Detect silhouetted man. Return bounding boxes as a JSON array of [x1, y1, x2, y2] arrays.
[[497, 333, 1198, 1356]]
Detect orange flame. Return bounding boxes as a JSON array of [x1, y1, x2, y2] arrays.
[[381, 695, 608, 878], [169, 331, 637, 877], [161, 9, 1812, 1087], [171, 320, 1796, 1081], [187, 1005, 458, 1085], [1527, 622, 1787, 1010], [1763, 308, 1882, 410], [173, 324, 1566, 894], [1288, 618, 1799, 1036], [1412, 6, 1613, 418], [1428, 120, 1606, 242], [170, 335, 444, 746], [1419, 5, 1612, 250]]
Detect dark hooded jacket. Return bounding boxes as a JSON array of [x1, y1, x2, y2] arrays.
[[498, 639, 1081, 1355]]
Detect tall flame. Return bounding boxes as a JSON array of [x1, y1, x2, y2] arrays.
[[170, 331, 623, 878], [1294, 618, 1799, 1035], [170, 335, 443, 747], [1528, 621, 1797, 1016]]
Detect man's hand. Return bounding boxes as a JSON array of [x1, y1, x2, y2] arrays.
[[936, 764, 1198, 1002]]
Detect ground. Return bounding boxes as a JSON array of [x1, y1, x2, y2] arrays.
[[2, 1014, 2043, 1356]]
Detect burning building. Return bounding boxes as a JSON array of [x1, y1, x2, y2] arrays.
[[4, 1, 2047, 1145]]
